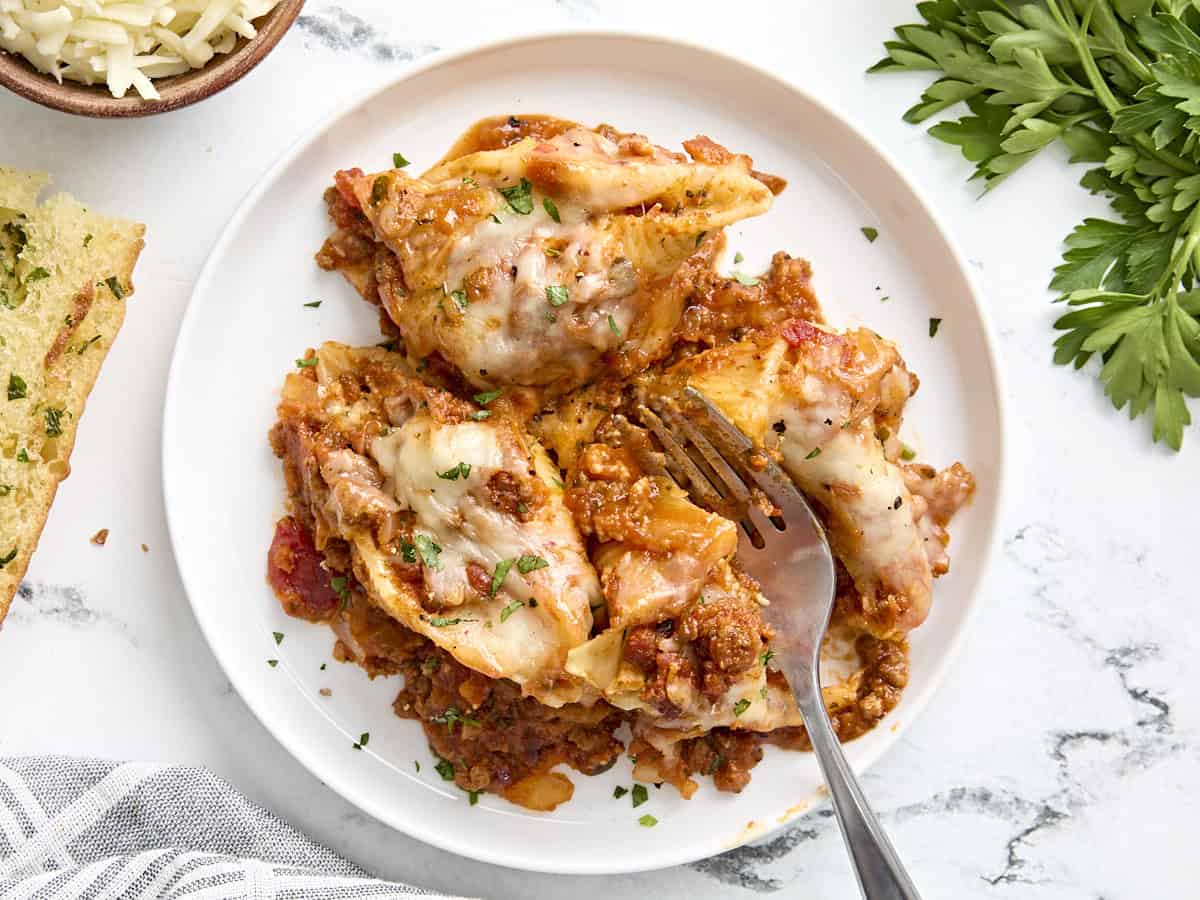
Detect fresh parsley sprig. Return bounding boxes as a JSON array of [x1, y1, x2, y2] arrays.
[[874, 0, 1200, 449]]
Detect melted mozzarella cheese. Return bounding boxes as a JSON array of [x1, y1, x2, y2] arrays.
[[366, 411, 601, 704]]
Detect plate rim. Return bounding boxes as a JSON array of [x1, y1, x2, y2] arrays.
[[162, 27, 1009, 875]]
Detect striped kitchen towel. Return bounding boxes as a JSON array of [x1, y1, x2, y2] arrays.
[[0, 757, 474, 899]]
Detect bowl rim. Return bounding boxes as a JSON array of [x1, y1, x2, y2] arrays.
[[0, 0, 304, 118], [161, 26, 1010, 874]]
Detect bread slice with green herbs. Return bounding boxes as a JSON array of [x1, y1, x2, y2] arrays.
[[0, 167, 145, 624]]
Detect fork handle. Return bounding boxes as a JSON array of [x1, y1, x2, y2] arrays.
[[797, 692, 923, 900]]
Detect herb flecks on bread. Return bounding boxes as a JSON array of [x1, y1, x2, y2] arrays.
[[0, 167, 145, 624]]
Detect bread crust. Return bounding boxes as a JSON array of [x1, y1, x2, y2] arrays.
[[0, 170, 145, 624]]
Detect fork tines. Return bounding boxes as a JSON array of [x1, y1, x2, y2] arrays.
[[635, 387, 814, 547]]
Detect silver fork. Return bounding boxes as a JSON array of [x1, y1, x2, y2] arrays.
[[637, 386, 922, 900]]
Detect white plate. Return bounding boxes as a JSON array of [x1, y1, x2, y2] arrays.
[[163, 32, 1006, 875]]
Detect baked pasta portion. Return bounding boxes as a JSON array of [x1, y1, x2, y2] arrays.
[[317, 114, 777, 395], [270, 115, 975, 810]]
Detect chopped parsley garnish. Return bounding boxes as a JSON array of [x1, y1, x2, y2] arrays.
[[732, 272, 759, 286], [400, 541, 417, 564], [421, 657, 440, 674], [273, 632, 284, 645], [499, 599, 524, 623], [638, 814, 657, 828], [490, 558, 515, 597], [0, 485, 11, 497], [543, 197, 561, 222], [733, 698, 751, 716], [473, 389, 502, 405], [462, 176, 478, 187], [392, 152, 410, 168], [0, 548, 16, 568], [499, 178, 533, 214], [329, 576, 350, 608], [429, 616, 474, 627], [414, 760, 421, 772], [7, 373, 26, 400], [900, 444, 917, 462], [352, 732, 370, 750], [304, 300, 322, 308], [928, 317, 942, 338], [468, 791, 480, 806], [73, 335, 101, 355], [44, 407, 64, 437], [25, 267, 49, 284], [105, 276, 123, 298], [760, 649, 775, 668], [471, 410, 491, 421], [760, 684, 768, 700], [607, 314, 620, 337], [489, 213, 502, 224], [545, 284, 569, 307], [705, 754, 725, 775], [613, 786, 628, 799], [437, 461, 472, 481], [880, 295, 891, 303], [435, 759, 456, 781], [631, 784, 649, 808], [83, 233, 93, 247], [733, 251, 744, 264], [861, 226, 879, 243], [16, 449, 29, 463], [432, 706, 481, 731], [320, 663, 327, 671], [295, 357, 318, 368], [414, 534, 443, 570], [371, 176, 388, 205], [516, 555, 548, 574], [267, 659, 278, 668], [804, 447, 821, 460]]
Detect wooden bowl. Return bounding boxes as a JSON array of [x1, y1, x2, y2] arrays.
[[0, 0, 304, 117]]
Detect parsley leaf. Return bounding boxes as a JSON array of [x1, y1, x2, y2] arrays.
[[631, 784, 649, 807], [732, 272, 759, 286], [437, 461, 471, 481], [431, 706, 481, 731], [516, 555, 548, 574], [473, 389, 502, 405], [733, 698, 751, 716], [393, 152, 410, 168], [543, 197, 561, 222], [613, 785, 628, 799], [608, 314, 620, 337], [861, 227, 879, 242], [500, 599, 524, 622], [639, 814, 658, 827], [490, 558, 515, 597], [7, 373, 26, 400], [435, 759, 455, 781], [545, 284, 569, 307], [295, 357, 318, 368], [873, 4, 1200, 448], [304, 300, 322, 308], [499, 178, 533, 214], [414, 534, 443, 570]]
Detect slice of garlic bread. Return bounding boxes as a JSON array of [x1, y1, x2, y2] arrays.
[[0, 167, 145, 624]]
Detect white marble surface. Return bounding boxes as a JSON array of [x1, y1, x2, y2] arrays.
[[1, 2, 1197, 897]]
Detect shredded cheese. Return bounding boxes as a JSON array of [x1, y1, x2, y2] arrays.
[[0, 0, 281, 100]]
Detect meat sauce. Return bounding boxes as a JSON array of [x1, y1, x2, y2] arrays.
[[267, 116, 976, 810]]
